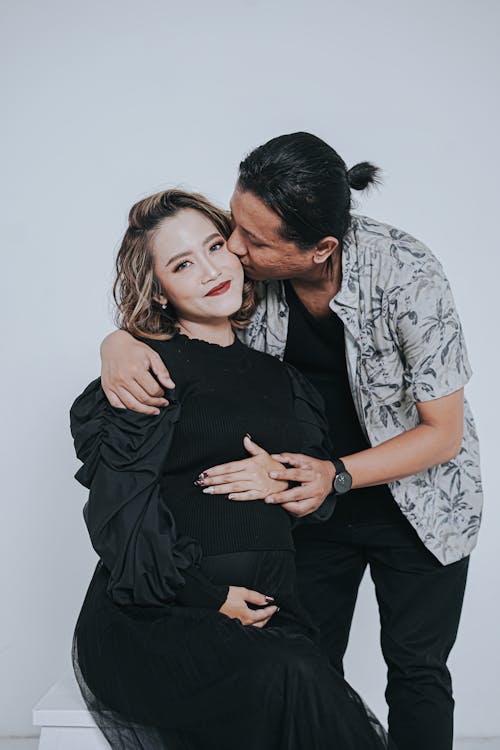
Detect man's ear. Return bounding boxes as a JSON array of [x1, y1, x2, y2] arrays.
[[312, 236, 339, 266]]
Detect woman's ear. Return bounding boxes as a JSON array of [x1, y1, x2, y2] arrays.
[[152, 279, 168, 307], [312, 236, 339, 266]]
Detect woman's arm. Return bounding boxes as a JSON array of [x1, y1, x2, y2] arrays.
[[71, 379, 278, 625]]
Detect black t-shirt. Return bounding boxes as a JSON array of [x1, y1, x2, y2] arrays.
[[283, 280, 404, 529]]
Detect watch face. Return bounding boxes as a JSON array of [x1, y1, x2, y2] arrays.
[[334, 471, 352, 494]]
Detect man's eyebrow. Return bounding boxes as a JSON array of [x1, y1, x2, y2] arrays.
[[165, 233, 221, 267], [239, 225, 267, 244]]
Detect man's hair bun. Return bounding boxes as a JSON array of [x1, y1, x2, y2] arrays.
[[346, 162, 382, 191]]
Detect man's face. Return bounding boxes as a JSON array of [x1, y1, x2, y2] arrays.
[[227, 187, 313, 281]]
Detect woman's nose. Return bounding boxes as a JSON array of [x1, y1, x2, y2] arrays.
[[201, 262, 221, 283]]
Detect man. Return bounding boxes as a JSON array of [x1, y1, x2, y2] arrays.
[[100, 133, 482, 750]]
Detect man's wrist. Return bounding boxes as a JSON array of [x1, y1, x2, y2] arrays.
[[331, 457, 353, 495]]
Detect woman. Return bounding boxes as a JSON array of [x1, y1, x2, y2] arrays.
[[71, 188, 392, 749]]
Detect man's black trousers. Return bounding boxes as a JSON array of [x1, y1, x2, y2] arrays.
[[294, 517, 469, 750]]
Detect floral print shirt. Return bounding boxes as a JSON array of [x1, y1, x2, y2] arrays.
[[236, 215, 482, 565]]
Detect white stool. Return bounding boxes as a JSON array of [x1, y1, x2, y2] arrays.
[[33, 673, 109, 749]]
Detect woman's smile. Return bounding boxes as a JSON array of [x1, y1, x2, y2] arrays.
[[205, 280, 231, 297]]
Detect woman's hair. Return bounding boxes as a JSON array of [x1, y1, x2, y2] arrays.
[[113, 189, 256, 340], [237, 132, 381, 250]]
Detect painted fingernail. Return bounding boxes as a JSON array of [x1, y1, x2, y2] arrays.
[[269, 471, 279, 478], [245, 433, 252, 440], [194, 479, 204, 486], [198, 472, 208, 479], [266, 497, 275, 504], [228, 494, 234, 500], [202, 487, 214, 494], [265, 596, 274, 602]]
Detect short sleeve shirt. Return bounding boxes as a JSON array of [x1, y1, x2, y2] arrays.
[[236, 215, 483, 565]]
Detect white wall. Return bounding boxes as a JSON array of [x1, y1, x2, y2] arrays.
[[2, 0, 499, 738]]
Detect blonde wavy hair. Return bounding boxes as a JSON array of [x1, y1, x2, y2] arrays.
[[113, 189, 256, 340]]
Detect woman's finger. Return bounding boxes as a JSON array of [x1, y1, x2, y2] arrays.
[[248, 605, 278, 625], [227, 490, 261, 501], [202, 481, 253, 495], [200, 458, 252, 478], [198, 470, 248, 486], [243, 589, 274, 606]]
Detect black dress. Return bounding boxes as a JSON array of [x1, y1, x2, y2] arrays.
[[70, 333, 392, 750]]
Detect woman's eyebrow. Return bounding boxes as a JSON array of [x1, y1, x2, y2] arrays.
[[202, 232, 221, 246], [165, 234, 222, 267]]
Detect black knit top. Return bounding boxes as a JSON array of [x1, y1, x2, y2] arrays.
[[70, 333, 334, 613]]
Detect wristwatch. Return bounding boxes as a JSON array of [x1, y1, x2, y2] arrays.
[[331, 458, 353, 495]]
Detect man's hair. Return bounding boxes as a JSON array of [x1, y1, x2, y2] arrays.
[[238, 132, 381, 249]]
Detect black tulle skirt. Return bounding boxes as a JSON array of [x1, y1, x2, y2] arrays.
[[73, 553, 394, 750]]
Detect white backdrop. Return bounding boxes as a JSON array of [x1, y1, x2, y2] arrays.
[[2, 0, 499, 739]]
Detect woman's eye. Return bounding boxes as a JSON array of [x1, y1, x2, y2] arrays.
[[209, 242, 224, 253], [175, 260, 192, 272]]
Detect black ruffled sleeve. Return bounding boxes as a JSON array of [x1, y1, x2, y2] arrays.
[[284, 364, 337, 524], [70, 379, 228, 609]]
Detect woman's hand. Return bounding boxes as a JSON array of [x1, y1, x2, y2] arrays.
[[197, 436, 288, 501], [219, 586, 279, 627], [100, 330, 175, 414]]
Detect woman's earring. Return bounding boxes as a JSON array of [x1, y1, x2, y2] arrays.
[[161, 303, 167, 310]]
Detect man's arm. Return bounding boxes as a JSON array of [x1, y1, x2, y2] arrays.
[[267, 388, 464, 513], [101, 330, 175, 414]]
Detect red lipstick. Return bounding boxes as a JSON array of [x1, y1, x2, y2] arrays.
[[205, 280, 231, 297]]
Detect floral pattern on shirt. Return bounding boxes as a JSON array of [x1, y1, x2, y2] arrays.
[[237, 215, 482, 565]]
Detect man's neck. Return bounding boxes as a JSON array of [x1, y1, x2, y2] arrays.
[[288, 250, 342, 315]]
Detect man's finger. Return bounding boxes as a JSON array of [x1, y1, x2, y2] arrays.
[[105, 389, 127, 409], [281, 499, 318, 517], [265, 485, 311, 504], [268, 468, 313, 482], [149, 352, 176, 390], [114, 386, 162, 415], [131, 377, 169, 406], [270, 453, 312, 468]]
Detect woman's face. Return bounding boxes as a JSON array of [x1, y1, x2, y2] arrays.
[[152, 208, 244, 326]]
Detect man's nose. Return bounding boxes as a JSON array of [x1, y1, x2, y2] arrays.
[[227, 230, 247, 257]]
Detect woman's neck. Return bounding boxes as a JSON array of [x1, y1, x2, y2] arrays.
[[177, 318, 235, 347]]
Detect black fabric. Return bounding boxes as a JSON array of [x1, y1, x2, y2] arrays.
[[295, 520, 469, 750], [71, 333, 391, 750], [283, 279, 404, 530]]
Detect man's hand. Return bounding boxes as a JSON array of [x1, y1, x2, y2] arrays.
[[100, 330, 175, 414], [197, 436, 288, 500], [265, 454, 335, 518], [219, 586, 279, 627]]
